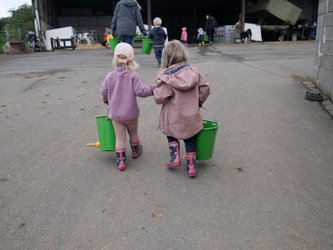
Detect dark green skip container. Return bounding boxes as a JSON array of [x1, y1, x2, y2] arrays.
[[196, 120, 219, 160], [109, 37, 120, 52], [141, 38, 153, 55], [96, 115, 116, 151]]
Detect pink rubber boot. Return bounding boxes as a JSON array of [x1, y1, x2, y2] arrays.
[[130, 142, 142, 159], [186, 152, 197, 178], [116, 148, 127, 171], [167, 141, 181, 168]]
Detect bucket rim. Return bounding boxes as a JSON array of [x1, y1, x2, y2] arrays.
[[202, 119, 219, 129], [96, 115, 109, 119]]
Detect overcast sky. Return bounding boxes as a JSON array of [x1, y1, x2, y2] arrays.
[[0, 0, 31, 18]]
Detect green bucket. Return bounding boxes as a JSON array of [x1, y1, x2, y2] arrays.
[[196, 120, 219, 160], [96, 115, 116, 151], [141, 38, 153, 55], [204, 34, 209, 42], [109, 37, 119, 52]]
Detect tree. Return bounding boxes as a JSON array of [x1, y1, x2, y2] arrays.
[[7, 4, 34, 41], [0, 17, 10, 32], [0, 17, 10, 53]]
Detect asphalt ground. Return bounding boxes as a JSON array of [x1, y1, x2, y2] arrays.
[[0, 41, 332, 249]]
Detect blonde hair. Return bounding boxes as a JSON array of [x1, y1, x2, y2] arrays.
[[112, 54, 138, 71], [153, 17, 162, 26], [161, 40, 189, 69]]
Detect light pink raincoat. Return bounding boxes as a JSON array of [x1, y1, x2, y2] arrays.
[[154, 63, 210, 139], [180, 27, 188, 41]]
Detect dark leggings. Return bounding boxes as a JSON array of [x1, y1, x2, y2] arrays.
[[120, 36, 134, 45], [154, 47, 163, 66], [167, 135, 196, 153], [207, 29, 215, 43]]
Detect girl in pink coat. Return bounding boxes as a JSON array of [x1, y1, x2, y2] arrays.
[[180, 27, 188, 46], [100, 43, 155, 171], [154, 40, 210, 178]]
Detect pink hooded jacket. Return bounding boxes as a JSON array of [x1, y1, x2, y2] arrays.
[[100, 66, 154, 121], [180, 27, 188, 41], [154, 63, 210, 139]]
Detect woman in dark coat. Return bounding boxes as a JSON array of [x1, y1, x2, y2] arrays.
[[111, 0, 148, 45]]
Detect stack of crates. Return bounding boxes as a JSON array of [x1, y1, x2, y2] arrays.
[[221, 25, 235, 43], [214, 27, 224, 43]]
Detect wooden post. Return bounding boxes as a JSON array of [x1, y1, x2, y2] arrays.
[[241, 0, 246, 32], [147, 0, 152, 30], [193, 0, 197, 26]]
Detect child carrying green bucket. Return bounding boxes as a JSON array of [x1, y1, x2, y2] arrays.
[[153, 40, 210, 178], [100, 43, 155, 171], [149, 17, 167, 66]]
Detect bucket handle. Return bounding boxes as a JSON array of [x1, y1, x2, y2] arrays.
[[200, 106, 219, 125]]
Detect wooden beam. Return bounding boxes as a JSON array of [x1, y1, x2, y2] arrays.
[[241, 0, 246, 32], [147, 0, 152, 30]]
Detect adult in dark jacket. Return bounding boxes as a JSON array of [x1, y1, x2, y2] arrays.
[[149, 17, 167, 67], [111, 0, 148, 45], [205, 14, 218, 45]]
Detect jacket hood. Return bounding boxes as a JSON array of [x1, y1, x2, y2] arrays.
[[197, 28, 204, 34], [157, 63, 199, 91], [122, 0, 138, 7]]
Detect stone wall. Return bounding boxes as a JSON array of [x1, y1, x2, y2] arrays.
[[316, 0, 333, 99]]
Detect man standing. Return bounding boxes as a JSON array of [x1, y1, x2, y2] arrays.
[[111, 0, 148, 45], [205, 14, 218, 46]]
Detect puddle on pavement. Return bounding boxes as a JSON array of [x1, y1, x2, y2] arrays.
[[0, 177, 9, 182], [23, 78, 47, 92], [18, 222, 26, 228], [235, 167, 245, 173]]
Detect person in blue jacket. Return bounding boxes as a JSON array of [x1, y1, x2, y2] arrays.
[[149, 17, 167, 67]]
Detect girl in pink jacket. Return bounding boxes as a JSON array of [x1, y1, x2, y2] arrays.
[[154, 40, 210, 178], [180, 27, 188, 46], [100, 43, 155, 171]]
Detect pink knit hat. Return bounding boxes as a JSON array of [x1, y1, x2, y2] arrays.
[[114, 42, 134, 64]]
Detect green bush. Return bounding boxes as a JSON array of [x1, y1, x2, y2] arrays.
[[7, 4, 34, 41], [0, 34, 5, 53], [0, 17, 9, 53], [0, 4, 33, 53]]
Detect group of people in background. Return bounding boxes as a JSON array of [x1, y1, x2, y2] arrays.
[[100, 0, 211, 178], [181, 15, 218, 46], [108, 0, 219, 62]]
